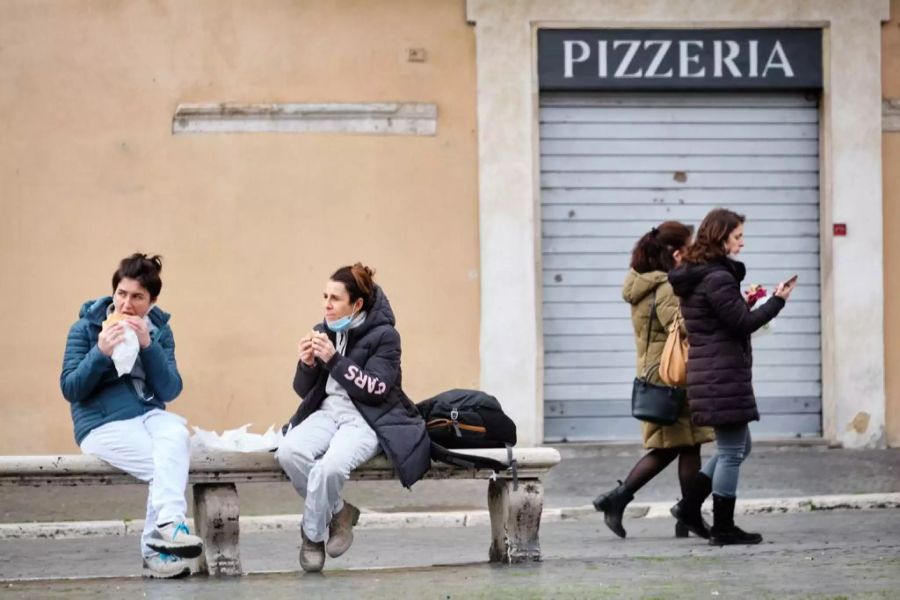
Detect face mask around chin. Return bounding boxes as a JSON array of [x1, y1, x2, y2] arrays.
[[326, 312, 355, 333]]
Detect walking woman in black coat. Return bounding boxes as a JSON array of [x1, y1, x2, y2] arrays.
[[668, 209, 796, 545]]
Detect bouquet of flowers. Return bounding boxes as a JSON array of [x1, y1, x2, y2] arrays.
[[746, 284, 767, 307], [746, 284, 775, 336]]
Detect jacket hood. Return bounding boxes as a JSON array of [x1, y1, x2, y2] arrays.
[[668, 258, 746, 298], [357, 285, 395, 333], [78, 296, 171, 328], [622, 269, 668, 305]]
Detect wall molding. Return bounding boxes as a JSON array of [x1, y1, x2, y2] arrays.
[[172, 102, 437, 136]]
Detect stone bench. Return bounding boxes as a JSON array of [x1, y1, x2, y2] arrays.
[[0, 448, 561, 576]]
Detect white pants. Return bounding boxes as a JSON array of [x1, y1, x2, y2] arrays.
[[275, 398, 380, 542], [80, 409, 191, 557]]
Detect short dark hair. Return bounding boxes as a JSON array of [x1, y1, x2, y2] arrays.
[[112, 253, 163, 300], [682, 208, 746, 264], [330, 263, 376, 312], [630, 221, 693, 273]]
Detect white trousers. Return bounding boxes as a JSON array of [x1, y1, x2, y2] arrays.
[[80, 409, 191, 557], [275, 398, 380, 542]]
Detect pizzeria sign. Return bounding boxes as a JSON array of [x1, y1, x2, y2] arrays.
[[538, 29, 822, 91]]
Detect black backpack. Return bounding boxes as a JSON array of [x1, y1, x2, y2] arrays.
[[417, 388, 517, 449], [417, 389, 519, 484]]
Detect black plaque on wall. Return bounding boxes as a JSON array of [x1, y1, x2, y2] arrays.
[[538, 29, 822, 91]]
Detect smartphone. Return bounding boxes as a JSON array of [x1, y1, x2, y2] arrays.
[[785, 274, 799, 286]]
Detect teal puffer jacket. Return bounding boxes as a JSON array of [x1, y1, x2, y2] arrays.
[[60, 297, 183, 445]]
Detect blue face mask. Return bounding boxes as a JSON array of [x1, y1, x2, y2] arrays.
[[326, 311, 356, 333]]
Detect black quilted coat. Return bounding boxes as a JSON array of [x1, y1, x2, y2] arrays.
[[668, 258, 785, 427], [285, 285, 431, 488]]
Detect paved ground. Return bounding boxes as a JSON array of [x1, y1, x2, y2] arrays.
[[3, 444, 898, 522], [1, 509, 897, 598], [1, 444, 897, 597]]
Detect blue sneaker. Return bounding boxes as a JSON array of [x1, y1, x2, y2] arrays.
[[142, 552, 190, 579], [146, 521, 204, 559]]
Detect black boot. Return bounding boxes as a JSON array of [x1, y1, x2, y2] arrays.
[[670, 472, 712, 539], [709, 494, 763, 546], [592, 481, 634, 538]]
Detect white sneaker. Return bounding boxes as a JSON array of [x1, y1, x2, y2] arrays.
[[142, 553, 190, 579], [146, 522, 204, 559]]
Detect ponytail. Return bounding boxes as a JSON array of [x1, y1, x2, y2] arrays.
[[330, 263, 377, 311], [630, 221, 693, 273]]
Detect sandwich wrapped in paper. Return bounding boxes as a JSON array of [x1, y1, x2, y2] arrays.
[[103, 312, 141, 377]]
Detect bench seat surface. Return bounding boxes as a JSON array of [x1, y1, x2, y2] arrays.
[[0, 448, 561, 485]]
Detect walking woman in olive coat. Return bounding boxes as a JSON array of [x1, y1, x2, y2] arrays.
[[593, 222, 715, 539], [668, 209, 795, 545]]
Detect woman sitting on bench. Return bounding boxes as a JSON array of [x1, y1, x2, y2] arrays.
[[60, 253, 202, 579], [276, 263, 430, 572]]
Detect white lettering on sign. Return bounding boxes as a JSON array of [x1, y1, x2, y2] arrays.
[[613, 40, 643, 77], [598, 40, 608, 77], [749, 40, 759, 77], [644, 40, 674, 78], [679, 40, 705, 77], [762, 41, 794, 77], [563, 40, 590, 78], [714, 40, 741, 77], [560, 38, 796, 80]]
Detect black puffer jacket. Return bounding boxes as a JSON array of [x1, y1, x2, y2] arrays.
[[668, 258, 785, 427], [285, 285, 431, 488]]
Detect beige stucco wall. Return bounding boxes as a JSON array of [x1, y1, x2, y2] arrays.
[[0, 0, 480, 454], [884, 0, 900, 447]]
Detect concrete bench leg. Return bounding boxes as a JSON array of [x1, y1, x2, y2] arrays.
[[192, 483, 242, 576], [487, 478, 544, 563]]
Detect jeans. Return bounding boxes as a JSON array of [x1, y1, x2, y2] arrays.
[[80, 409, 191, 557], [700, 424, 752, 498], [275, 396, 380, 543]]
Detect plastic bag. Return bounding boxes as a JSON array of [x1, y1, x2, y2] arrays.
[[190, 424, 284, 453], [112, 325, 140, 377]]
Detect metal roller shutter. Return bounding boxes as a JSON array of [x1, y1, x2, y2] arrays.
[[540, 92, 822, 442]]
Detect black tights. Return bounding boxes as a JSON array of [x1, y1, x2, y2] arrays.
[[622, 445, 701, 498]]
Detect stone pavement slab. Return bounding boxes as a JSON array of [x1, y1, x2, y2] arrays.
[[1, 508, 897, 598]]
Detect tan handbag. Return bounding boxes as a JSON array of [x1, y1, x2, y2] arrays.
[[659, 315, 688, 387]]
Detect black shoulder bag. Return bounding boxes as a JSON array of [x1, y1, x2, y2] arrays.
[[631, 290, 685, 425]]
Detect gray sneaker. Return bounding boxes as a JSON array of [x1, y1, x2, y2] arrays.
[[146, 522, 204, 559], [142, 553, 190, 579]]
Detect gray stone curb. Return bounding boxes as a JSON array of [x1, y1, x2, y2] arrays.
[[1, 492, 896, 541]]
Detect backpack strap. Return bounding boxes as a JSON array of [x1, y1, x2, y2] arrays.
[[430, 442, 518, 488], [646, 288, 657, 356], [641, 289, 662, 380], [506, 443, 518, 491]]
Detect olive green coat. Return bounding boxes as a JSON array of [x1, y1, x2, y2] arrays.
[[623, 269, 714, 449]]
